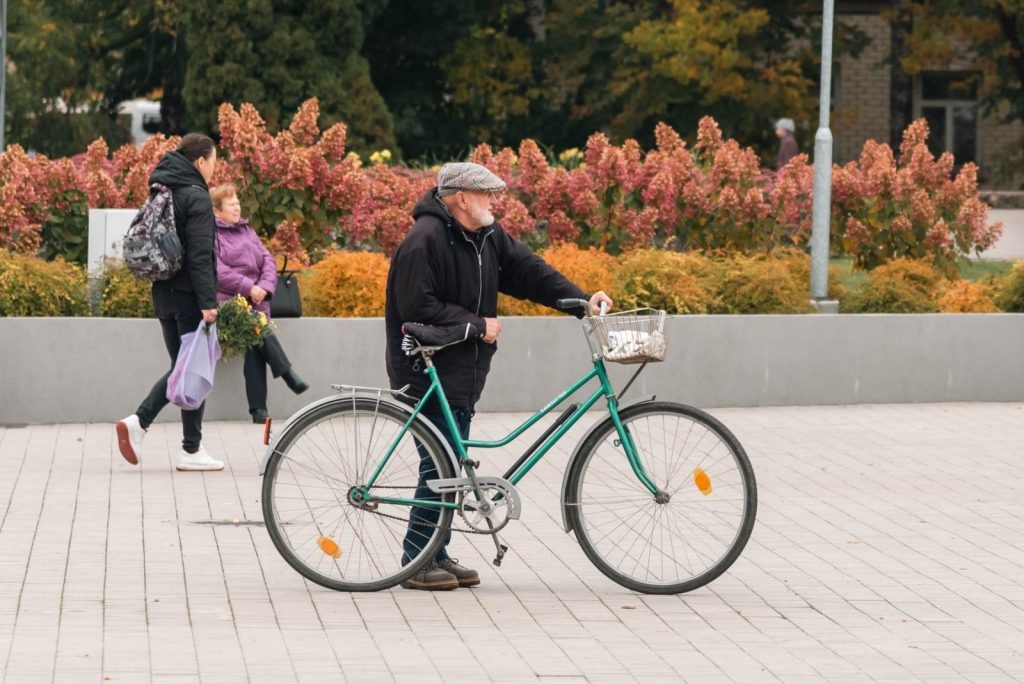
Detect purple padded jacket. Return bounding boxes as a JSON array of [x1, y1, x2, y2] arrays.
[[215, 218, 277, 318]]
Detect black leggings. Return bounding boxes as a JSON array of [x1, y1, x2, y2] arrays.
[[242, 333, 292, 413], [135, 288, 206, 453]]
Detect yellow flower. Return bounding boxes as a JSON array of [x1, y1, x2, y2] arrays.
[[258, 312, 267, 326], [559, 148, 583, 164], [369, 149, 392, 165]]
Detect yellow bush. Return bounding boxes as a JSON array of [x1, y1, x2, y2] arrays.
[[994, 261, 1024, 312], [771, 248, 846, 302], [0, 251, 89, 316], [937, 279, 997, 313], [303, 250, 389, 317], [97, 259, 154, 317], [612, 249, 714, 313], [498, 243, 617, 316], [704, 254, 814, 314], [844, 258, 941, 313]]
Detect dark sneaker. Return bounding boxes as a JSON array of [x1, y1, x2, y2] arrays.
[[400, 564, 458, 591], [437, 558, 480, 587]]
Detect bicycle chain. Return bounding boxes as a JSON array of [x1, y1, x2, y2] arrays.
[[359, 485, 496, 536]]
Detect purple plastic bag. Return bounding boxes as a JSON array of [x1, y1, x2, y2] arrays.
[[166, 322, 222, 410]]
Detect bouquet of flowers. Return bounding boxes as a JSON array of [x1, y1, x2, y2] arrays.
[[217, 294, 276, 359]]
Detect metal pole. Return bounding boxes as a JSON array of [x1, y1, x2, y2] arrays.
[[809, 0, 837, 309], [0, 0, 7, 151]]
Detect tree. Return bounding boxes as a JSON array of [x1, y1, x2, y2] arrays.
[[4, 0, 183, 156], [892, 0, 1024, 183], [183, 0, 396, 154]]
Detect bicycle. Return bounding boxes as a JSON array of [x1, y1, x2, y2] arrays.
[[259, 300, 757, 594]]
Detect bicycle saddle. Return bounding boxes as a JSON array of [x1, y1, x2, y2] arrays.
[[401, 322, 481, 353]]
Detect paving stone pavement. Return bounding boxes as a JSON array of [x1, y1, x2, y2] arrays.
[[1, 403, 1023, 683]]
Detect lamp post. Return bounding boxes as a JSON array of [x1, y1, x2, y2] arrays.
[[0, 0, 7, 151], [809, 0, 839, 312]]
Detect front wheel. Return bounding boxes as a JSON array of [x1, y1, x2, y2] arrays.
[[262, 397, 455, 591], [565, 402, 757, 594]]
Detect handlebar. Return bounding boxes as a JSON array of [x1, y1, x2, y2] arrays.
[[555, 298, 607, 316]]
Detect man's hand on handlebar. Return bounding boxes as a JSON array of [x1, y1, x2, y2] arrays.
[[588, 291, 614, 316]]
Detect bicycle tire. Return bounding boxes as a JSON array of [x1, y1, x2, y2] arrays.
[[262, 397, 455, 591], [565, 402, 757, 594]]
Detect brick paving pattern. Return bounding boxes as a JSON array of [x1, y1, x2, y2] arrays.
[[1, 403, 1023, 682]]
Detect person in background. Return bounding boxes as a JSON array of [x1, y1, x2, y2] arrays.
[[385, 161, 613, 591], [775, 118, 799, 170], [211, 183, 308, 423], [116, 133, 224, 472]]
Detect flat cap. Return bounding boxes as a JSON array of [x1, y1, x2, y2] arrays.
[[775, 118, 795, 133], [436, 162, 507, 197]]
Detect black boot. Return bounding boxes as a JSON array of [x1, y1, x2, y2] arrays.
[[281, 368, 309, 394], [250, 409, 270, 424]]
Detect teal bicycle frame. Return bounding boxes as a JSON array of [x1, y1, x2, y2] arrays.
[[361, 354, 662, 513]]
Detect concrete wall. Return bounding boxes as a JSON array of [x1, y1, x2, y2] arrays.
[[2, 314, 1022, 426]]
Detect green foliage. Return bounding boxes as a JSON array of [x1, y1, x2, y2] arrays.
[[843, 258, 942, 313], [612, 249, 715, 314], [0, 251, 89, 316], [217, 294, 276, 359], [38, 188, 90, 264], [703, 254, 814, 314], [366, 0, 866, 160], [5, 0, 181, 156], [994, 261, 1024, 312], [184, 0, 396, 154], [97, 260, 154, 318]]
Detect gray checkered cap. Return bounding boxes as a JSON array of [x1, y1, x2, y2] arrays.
[[436, 162, 507, 197]]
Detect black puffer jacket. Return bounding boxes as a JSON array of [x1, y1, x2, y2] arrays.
[[150, 151, 217, 309], [385, 190, 588, 408]]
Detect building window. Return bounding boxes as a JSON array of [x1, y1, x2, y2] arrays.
[[914, 71, 979, 167]]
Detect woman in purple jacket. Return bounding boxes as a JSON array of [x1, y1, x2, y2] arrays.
[[211, 184, 308, 422]]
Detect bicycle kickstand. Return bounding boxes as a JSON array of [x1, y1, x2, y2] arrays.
[[490, 528, 509, 567]]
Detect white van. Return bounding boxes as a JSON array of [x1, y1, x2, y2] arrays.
[[116, 99, 162, 147]]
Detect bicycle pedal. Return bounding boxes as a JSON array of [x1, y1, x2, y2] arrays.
[[492, 543, 508, 567]]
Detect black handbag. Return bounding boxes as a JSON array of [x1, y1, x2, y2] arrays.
[[270, 256, 302, 318]]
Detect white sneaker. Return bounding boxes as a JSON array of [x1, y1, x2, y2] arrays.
[[176, 446, 224, 472], [116, 414, 146, 465]]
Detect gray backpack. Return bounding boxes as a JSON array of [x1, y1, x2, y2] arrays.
[[122, 183, 183, 281]]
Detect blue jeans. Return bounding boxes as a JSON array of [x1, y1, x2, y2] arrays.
[[402, 406, 473, 565]]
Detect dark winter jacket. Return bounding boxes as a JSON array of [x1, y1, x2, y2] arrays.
[[215, 217, 277, 318], [150, 151, 218, 309], [385, 190, 589, 409]]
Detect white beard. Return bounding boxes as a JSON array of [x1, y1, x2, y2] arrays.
[[471, 208, 495, 228]]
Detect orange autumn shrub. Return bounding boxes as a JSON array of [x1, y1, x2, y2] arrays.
[[937, 279, 997, 313], [302, 250, 389, 317]]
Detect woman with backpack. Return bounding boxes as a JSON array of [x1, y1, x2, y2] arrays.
[[115, 133, 225, 472]]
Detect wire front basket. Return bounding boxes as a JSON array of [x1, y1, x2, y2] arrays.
[[584, 308, 668, 364]]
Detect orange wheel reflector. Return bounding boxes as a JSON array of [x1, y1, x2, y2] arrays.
[[317, 536, 342, 558], [262, 418, 272, 445], [693, 468, 712, 496]]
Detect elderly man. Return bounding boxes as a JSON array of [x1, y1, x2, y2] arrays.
[[385, 162, 612, 591], [775, 117, 799, 170]]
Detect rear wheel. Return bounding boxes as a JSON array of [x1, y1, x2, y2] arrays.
[[262, 397, 455, 591], [566, 402, 757, 594]]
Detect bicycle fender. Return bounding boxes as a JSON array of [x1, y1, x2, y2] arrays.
[[559, 396, 656, 533], [258, 393, 458, 476]]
